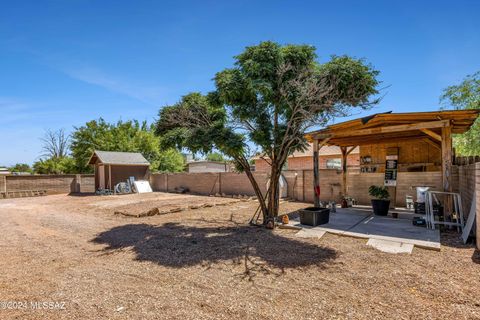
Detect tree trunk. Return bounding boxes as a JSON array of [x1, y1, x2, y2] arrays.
[[267, 162, 282, 222], [243, 167, 269, 222]]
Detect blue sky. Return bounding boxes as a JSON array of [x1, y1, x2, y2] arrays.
[[1, 0, 479, 165]]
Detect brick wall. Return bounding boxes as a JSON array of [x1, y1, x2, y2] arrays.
[[453, 162, 480, 248], [476, 163, 480, 249], [151, 169, 445, 207], [299, 170, 343, 203], [3, 174, 95, 195], [255, 154, 359, 172], [0, 175, 6, 193], [254, 158, 270, 172], [456, 164, 477, 220], [150, 172, 269, 196], [347, 173, 384, 205], [79, 175, 95, 193], [165, 173, 220, 194], [150, 173, 168, 192], [346, 172, 443, 206], [220, 172, 269, 195]]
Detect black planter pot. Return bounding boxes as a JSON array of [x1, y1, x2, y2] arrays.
[[298, 207, 330, 226], [371, 199, 390, 216]]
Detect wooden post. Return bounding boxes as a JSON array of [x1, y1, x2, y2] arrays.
[[442, 123, 453, 217], [313, 139, 320, 207], [219, 172, 222, 195], [341, 146, 348, 198], [109, 165, 112, 190], [313, 137, 331, 207], [441, 124, 452, 192]]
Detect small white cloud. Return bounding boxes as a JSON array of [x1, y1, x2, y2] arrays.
[[62, 66, 167, 105]]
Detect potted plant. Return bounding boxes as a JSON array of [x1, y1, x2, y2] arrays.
[[298, 207, 330, 226], [368, 185, 390, 216]]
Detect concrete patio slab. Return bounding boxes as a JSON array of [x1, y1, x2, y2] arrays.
[[366, 238, 414, 254], [349, 215, 440, 250], [295, 229, 326, 239], [288, 207, 441, 251]]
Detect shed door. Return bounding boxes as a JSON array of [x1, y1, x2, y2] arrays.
[[98, 165, 105, 189]]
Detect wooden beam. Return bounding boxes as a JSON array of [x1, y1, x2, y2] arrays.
[[306, 133, 331, 142], [330, 134, 427, 147], [420, 128, 441, 142], [330, 120, 450, 139], [318, 137, 331, 148], [313, 139, 320, 207], [109, 165, 112, 190], [346, 146, 356, 155], [441, 123, 453, 219], [313, 138, 330, 207], [341, 147, 348, 198], [441, 124, 453, 192], [422, 138, 441, 150]]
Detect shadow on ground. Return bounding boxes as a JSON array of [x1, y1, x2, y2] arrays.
[[68, 192, 96, 197], [472, 250, 480, 264], [91, 222, 337, 279]]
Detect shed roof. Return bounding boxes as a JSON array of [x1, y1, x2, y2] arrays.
[[305, 110, 480, 147], [88, 150, 150, 166]]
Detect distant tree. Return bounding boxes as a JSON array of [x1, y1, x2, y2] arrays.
[[41, 129, 70, 159], [70, 118, 184, 173], [206, 152, 225, 162], [440, 71, 480, 155], [156, 41, 379, 224], [33, 157, 76, 174], [9, 163, 32, 173], [35, 128, 73, 174], [155, 149, 185, 172]]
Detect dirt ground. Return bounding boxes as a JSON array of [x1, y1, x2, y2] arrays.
[[0, 192, 479, 319]]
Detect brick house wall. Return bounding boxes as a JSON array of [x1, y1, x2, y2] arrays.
[[255, 154, 359, 172]]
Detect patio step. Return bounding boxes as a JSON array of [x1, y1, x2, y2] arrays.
[[366, 238, 414, 254]]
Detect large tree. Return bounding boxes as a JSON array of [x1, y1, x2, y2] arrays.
[[70, 118, 184, 173], [156, 41, 379, 224], [440, 71, 480, 155]]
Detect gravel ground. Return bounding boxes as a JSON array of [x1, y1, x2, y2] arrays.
[[0, 193, 479, 319]]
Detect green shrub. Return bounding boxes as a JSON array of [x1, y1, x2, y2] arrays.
[[368, 185, 389, 200]]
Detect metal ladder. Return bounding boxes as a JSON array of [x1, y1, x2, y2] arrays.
[[425, 191, 464, 232]]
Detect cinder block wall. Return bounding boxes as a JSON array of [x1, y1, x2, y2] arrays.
[[4, 174, 95, 194], [219, 172, 268, 196], [149, 172, 269, 196], [0, 175, 6, 193], [456, 164, 477, 219], [346, 171, 442, 207], [166, 173, 220, 194], [395, 172, 443, 206], [79, 175, 95, 193], [150, 170, 445, 206], [302, 170, 343, 203], [150, 173, 167, 192], [476, 163, 480, 249], [453, 162, 480, 248], [347, 172, 384, 205]]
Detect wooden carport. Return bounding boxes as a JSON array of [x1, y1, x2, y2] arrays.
[[305, 110, 480, 207]]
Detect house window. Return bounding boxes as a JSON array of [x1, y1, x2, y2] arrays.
[[326, 158, 341, 169]]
